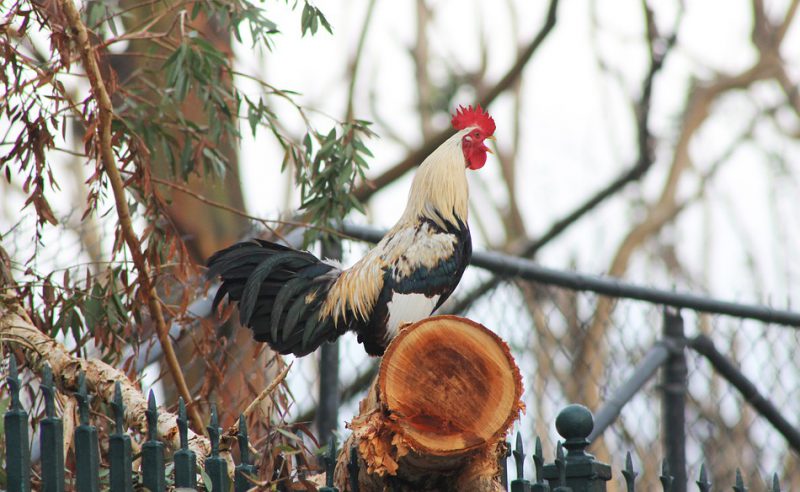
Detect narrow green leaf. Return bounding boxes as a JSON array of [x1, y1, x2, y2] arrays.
[[317, 10, 333, 34], [300, 4, 312, 36], [105, 6, 119, 36]]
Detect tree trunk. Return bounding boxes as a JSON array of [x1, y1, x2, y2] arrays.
[[334, 315, 523, 491]]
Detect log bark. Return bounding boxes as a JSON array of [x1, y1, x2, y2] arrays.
[[334, 315, 523, 491]]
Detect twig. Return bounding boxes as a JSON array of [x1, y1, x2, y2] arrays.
[[477, 0, 559, 107], [414, 0, 433, 138], [292, 363, 378, 425], [225, 362, 292, 438], [345, 0, 377, 122], [351, 0, 561, 203], [776, 0, 800, 43], [131, 171, 359, 242], [0, 247, 14, 287], [493, 0, 526, 240], [57, 0, 204, 433]]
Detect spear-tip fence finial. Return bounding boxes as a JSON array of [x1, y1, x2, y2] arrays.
[[513, 431, 526, 480], [146, 389, 158, 441], [42, 363, 56, 417], [622, 451, 637, 492], [696, 463, 710, 492], [76, 371, 90, 425]]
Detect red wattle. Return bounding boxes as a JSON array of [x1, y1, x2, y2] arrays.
[[468, 150, 487, 170]]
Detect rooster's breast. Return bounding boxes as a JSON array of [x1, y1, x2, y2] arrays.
[[384, 292, 441, 339], [352, 216, 471, 356]]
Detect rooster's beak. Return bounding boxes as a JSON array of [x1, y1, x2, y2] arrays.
[[485, 135, 496, 154]]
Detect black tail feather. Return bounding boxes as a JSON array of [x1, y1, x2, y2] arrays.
[[269, 276, 314, 338], [207, 240, 342, 356]]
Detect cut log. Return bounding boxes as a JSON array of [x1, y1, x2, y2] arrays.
[[334, 315, 523, 491]]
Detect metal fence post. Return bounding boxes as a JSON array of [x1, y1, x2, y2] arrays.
[[542, 404, 611, 491], [317, 239, 341, 447], [109, 382, 132, 492], [319, 436, 339, 492], [206, 404, 229, 492], [5, 357, 31, 492], [74, 373, 100, 492], [662, 308, 687, 492], [235, 414, 258, 492], [40, 364, 65, 492], [174, 398, 197, 488], [510, 432, 532, 492], [142, 391, 165, 492]]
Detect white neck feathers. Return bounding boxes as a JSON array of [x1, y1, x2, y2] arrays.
[[395, 130, 470, 231]]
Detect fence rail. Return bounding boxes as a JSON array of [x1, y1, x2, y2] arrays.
[[340, 223, 800, 327]]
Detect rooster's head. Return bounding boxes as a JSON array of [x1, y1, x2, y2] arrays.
[[451, 105, 496, 170]]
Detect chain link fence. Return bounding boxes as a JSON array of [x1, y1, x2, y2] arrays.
[[285, 234, 800, 490]]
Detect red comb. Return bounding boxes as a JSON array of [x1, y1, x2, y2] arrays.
[[450, 105, 496, 135]]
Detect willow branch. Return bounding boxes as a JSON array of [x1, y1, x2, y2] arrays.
[[141, 173, 357, 241], [139, 172, 287, 241], [57, 0, 203, 433]]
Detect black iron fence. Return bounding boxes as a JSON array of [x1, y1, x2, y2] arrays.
[[5, 363, 791, 491], [313, 404, 788, 492], [2, 357, 253, 492]]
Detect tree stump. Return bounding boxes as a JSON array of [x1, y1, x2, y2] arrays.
[[334, 315, 524, 491]]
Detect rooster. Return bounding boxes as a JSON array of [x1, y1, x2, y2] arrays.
[[207, 105, 495, 356]]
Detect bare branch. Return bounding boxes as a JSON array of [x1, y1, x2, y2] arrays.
[[493, 0, 526, 241], [776, 0, 800, 43], [345, 0, 378, 122], [414, 0, 434, 138], [352, 0, 560, 203], [224, 361, 292, 440], [570, 0, 789, 430], [448, 9, 681, 315]]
